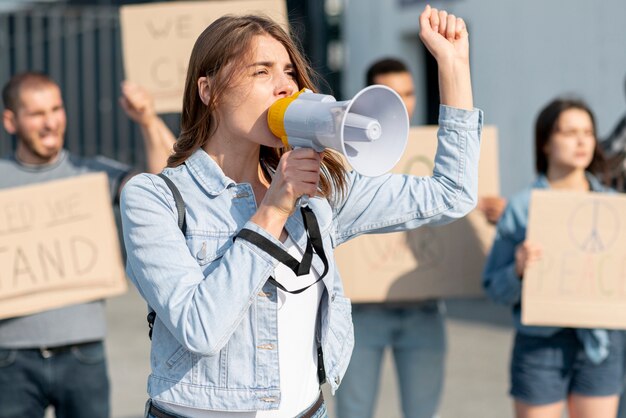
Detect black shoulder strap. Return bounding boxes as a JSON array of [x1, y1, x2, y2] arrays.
[[236, 205, 329, 383], [148, 173, 187, 340], [157, 173, 187, 235]]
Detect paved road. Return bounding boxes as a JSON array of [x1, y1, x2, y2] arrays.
[[101, 287, 515, 418]]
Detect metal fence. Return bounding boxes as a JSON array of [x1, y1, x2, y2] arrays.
[[0, 4, 180, 169]]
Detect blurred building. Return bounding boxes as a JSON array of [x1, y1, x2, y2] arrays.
[[2, 0, 625, 196], [340, 0, 626, 195]]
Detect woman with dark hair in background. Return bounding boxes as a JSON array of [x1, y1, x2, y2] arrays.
[[484, 98, 623, 418]]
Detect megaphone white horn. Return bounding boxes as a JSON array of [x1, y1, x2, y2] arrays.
[[343, 113, 382, 142], [267, 86, 409, 177]]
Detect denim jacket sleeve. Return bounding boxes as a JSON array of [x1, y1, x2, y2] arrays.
[[121, 175, 282, 356], [482, 193, 528, 305], [332, 105, 483, 246]]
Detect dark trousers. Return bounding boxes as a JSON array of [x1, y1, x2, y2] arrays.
[[0, 341, 110, 418]]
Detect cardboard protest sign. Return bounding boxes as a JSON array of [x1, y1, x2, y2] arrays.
[[335, 126, 499, 302], [522, 190, 626, 329], [120, 0, 288, 113], [0, 173, 127, 319]]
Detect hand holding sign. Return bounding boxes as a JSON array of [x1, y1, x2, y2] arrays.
[[515, 241, 543, 279]]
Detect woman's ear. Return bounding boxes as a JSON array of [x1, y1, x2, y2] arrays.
[[198, 76, 211, 105], [2, 109, 17, 135], [543, 141, 551, 158], [542, 139, 552, 161]]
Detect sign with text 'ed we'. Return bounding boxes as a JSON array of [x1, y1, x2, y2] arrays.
[[120, 0, 288, 113], [335, 126, 499, 302], [522, 190, 626, 329], [0, 173, 127, 319]]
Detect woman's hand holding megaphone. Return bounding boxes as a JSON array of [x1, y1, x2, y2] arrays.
[[419, 4, 473, 111], [257, 148, 322, 219]]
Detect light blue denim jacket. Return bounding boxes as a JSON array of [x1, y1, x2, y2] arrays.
[[483, 173, 613, 363], [121, 105, 482, 411]]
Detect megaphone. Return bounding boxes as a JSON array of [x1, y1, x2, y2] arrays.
[[267, 85, 409, 177]]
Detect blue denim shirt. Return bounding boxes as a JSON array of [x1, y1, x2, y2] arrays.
[[483, 173, 613, 362], [121, 105, 482, 411]]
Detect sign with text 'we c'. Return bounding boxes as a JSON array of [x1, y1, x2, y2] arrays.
[[120, 0, 288, 113], [335, 126, 500, 302], [0, 173, 127, 319], [522, 190, 626, 329]]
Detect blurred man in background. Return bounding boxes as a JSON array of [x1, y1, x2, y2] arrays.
[[336, 58, 446, 418], [0, 72, 173, 418]]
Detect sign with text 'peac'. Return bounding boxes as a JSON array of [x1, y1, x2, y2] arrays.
[[0, 173, 127, 319], [522, 190, 626, 329], [120, 0, 288, 113], [335, 126, 500, 302]]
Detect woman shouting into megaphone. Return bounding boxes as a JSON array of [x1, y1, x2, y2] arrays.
[[121, 5, 481, 417]]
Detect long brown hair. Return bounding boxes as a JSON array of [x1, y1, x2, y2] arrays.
[[169, 14, 347, 203], [534, 97, 605, 176]]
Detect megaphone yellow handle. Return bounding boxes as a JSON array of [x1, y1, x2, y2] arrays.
[[267, 88, 307, 147]]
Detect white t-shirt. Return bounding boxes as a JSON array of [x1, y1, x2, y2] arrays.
[[155, 234, 323, 417]]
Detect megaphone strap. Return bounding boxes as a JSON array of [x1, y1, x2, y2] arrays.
[[236, 206, 329, 295], [236, 229, 313, 277]]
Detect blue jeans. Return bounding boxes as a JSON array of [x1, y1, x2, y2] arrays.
[[511, 330, 623, 405], [0, 341, 110, 418], [335, 302, 446, 418]]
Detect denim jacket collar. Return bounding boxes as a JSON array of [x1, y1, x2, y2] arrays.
[[186, 148, 235, 196], [185, 149, 327, 275], [533, 172, 605, 192]]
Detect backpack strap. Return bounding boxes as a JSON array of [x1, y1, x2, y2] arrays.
[[148, 173, 187, 340], [157, 173, 187, 235]]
